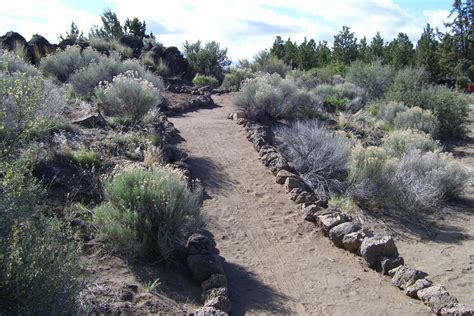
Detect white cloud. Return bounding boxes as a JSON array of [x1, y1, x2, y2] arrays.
[[0, 0, 451, 60]]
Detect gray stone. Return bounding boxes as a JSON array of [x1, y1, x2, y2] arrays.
[[187, 254, 224, 283], [275, 170, 298, 185], [187, 233, 218, 255], [342, 229, 374, 253], [440, 304, 474, 316], [202, 274, 227, 291], [392, 265, 429, 290], [378, 256, 404, 275], [232, 111, 246, 120], [284, 177, 307, 192], [329, 222, 362, 248], [303, 205, 323, 223], [405, 278, 433, 299], [418, 285, 459, 314], [360, 235, 399, 269], [202, 287, 231, 313], [294, 191, 318, 205], [317, 212, 350, 236]]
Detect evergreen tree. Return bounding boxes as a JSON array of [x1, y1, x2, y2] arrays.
[[59, 21, 84, 42], [283, 38, 299, 67], [90, 9, 124, 39], [315, 41, 331, 67], [124, 17, 146, 38], [358, 37, 371, 62], [297, 37, 317, 70], [333, 26, 358, 64], [415, 24, 440, 80], [387, 32, 414, 69], [370, 32, 386, 62], [270, 36, 285, 60]]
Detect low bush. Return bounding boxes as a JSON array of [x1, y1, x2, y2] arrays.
[[0, 49, 39, 76], [349, 145, 468, 211], [192, 74, 219, 88], [377, 101, 408, 124], [65, 148, 102, 168], [70, 54, 164, 96], [382, 129, 441, 158], [393, 107, 438, 135], [94, 167, 202, 258], [0, 217, 82, 315], [286, 69, 318, 89], [40, 46, 102, 82], [312, 82, 367, 112], [220, 68, 254, 91], [95, 71, 162, 123], [234, 73, 300, 120], [388, 66, 430, 107], [346, 60, 395, 99], [276, 121, 351, 198]]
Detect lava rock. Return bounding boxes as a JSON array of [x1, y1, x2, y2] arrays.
[[360, 235, 399, 269], [329, 222, 362, 248], [391, 265, 428, 290]]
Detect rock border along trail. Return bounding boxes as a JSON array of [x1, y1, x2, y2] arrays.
[[169, 94, 429, 315]]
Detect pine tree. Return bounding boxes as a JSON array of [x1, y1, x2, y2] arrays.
[[370, 32, 386, 62], [333, 26, 358, 64], [124, 17, 146, 38], [415, 24, 440, 80], [387, 32, 414, 69], [358, 37, 371, 62], [89, 9, 124, 39]]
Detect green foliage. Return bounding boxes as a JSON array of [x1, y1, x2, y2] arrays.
[[90, 9, 124, 39], [124, 17, 146, 37], [388, 66, 430, 107], [393, 106, 439, 135], [0, 49, 40, 76], [65, 148, 102, 168], [382, 129, 441, 158], [332, 26, 359, 64], [220, 68, 254, 91], [286, 69, 318, 89], [346, 60, 395, 99], [59, 21, 85, 42], [95, 71, 163, 123], [0, 217, 82, 315], [415, 24, 440, 80], [70, 54, 163, 96], [94, 168, 202, 258], [386, 33, 414, 69], [192, 74, 219, 88], [183, 40, 231, 82], [313, 82, 367, 112], [40, 46, 102, 82]]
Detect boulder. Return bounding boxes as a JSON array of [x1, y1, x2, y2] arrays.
[[329, 222, 361, 248], [0, 31, 27, 51], [187, 254, 224, 283], [27, 34, 52, 64], [187, 233, 218, 255], [391, 265, 428, 290], [71, 111, 107, 128], [440, 304, 474, 316], [378, 256, 404, 275], [163, 46, 192, 79], [294, 191, 318, 205], [417, 285, 458, 314], [119, 35, 143, 58], [202, 274, 227, 291], [284, 177, 307, 192], [360, 235, 399, 269], [405, 278, 433, 299], [317, 212, 350, 236], [342, 229, 374, 253]]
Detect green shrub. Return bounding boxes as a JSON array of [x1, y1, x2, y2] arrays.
[[220, 68, 254, 91], [346, 60, 395, 99], [70, 54, 163, 96], [393, 106, 438, 135], [423, 86, 469, 139], [182, 40, 231, 82], [382, 129, 441, 158], [349, 145, 468, 211], [40, 46, 102, 82], [387, 66, 430, 107], [276, 121, 351, 198], [312, 82, 367, 112], [286, 69, 318, 89], [377, 101, 408, 123], [0, 217, 82, 315], [65, 148, 102, 168], [94, 167, 202, 258], [255, 56, 290, 77], [96, 71, 162, 123], [0, 49, 40, 76], [192, 74, 219, 88]]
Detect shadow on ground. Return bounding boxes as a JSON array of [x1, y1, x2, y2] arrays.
[[356, 197, 474, 244], [186, 156, 239, 196], [224, 261, 292, 315]]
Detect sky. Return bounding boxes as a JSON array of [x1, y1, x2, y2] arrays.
[[0, 0, 453, 61]]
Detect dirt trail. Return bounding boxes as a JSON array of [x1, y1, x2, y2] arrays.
[[169, 94, 428, 315]]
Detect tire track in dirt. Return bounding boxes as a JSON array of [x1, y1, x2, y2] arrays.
[[169, 94, 429, 315]]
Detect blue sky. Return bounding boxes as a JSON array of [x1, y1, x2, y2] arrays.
[[0, 1, 453, 60]]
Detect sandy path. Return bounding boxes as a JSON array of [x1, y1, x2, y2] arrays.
[[169, 94, 428, 315]]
